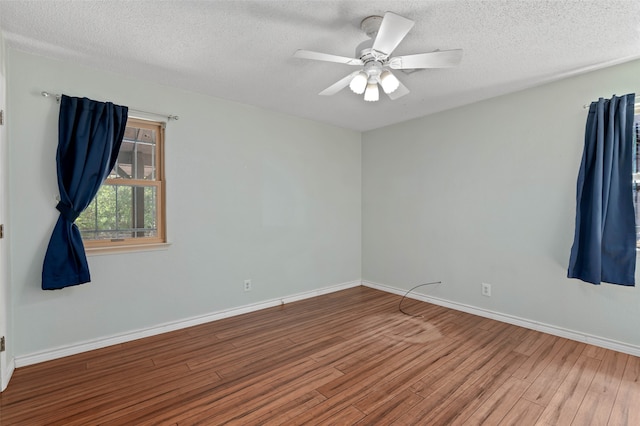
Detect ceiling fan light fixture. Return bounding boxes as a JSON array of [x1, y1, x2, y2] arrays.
[[379, 71, 400, 94], [364, 83, 379, 102], [349, 72, 368, 94]]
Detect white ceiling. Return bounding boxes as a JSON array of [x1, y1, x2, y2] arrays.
[[1, 0, 640, 131]]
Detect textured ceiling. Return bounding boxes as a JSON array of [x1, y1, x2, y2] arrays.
[[1, 0, 640, 131]]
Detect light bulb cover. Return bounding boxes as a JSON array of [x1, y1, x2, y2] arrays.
[[379, 71, 400, 94], [364, 83, 379, 102], [349, 72, 368, 94]]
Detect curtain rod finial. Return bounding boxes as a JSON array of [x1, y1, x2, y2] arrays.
[[42, 91, 61, 103]]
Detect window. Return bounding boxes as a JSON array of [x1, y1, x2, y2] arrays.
[[76, 117, 166, 249], [634, 104, 640, 248]]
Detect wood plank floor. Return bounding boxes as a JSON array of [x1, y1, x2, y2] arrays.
[[1, 286, 639, 425]]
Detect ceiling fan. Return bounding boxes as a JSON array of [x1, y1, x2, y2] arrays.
[[293, 11, 463, 102]]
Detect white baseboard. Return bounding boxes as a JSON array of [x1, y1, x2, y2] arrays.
[[363, 280, 640, 357], [16, 278, 638, 369], [1, 357, 15, 392], [15, 279, 361, 368]]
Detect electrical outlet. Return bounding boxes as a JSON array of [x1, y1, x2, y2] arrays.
[[244, 279, 252, 292], [481, 283, 492, 297]]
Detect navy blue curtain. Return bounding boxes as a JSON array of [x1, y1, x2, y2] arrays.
[[568, 93, 636, 286], [42, 95, 128, 290]]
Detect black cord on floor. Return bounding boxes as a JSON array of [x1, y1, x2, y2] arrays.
[[399, 281, 442, 317]]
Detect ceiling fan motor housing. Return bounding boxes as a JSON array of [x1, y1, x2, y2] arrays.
[[358, 15, 389, 63], [355, 40, 378, 62]]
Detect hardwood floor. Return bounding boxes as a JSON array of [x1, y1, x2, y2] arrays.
[[1, 286, 639, 425]]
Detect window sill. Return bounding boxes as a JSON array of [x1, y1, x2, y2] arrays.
[[86, 242, 171, 256]]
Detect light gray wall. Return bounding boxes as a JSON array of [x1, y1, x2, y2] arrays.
[[7, 49, 361, 357], [363, 59, 640, 347]]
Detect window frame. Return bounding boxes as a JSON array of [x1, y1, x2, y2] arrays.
[[80, 117, 167, 251]]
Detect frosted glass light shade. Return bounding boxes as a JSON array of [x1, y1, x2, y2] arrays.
[[349, 72, 368, 94], [379, 71, 400, 94], [364, 83, 379, 102]]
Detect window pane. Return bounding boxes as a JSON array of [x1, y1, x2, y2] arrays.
[[77, 184, 158, 240], [108, 125, 157, 180]]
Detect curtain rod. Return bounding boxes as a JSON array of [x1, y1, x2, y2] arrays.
[[41, 91, 179, 121], [583, 100, 640, 109]]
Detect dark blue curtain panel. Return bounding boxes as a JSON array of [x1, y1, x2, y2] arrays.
[[42, 95, 128, 290], [568, 93, 636, 286]]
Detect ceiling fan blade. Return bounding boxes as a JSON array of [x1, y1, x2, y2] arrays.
[[371, 12, 415, 57], [387, 80, 409, 100], [294, 49, 363, 66], [389, 49, 463, 69], [319, 71, 361, 96]]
